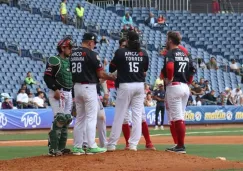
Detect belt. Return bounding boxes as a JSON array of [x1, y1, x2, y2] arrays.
[[62, 88, 72, 92], [171, 82, 180, 85]]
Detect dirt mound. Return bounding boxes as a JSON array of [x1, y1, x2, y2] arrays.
[[0, 151, 243, 171]]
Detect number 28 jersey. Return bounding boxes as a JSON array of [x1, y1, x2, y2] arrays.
[[110, 48, 149, 83], [163, 48, 191, 83], [70, 46, 103, 83]]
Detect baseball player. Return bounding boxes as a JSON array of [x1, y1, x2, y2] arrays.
[[107, 31, 149, 151], [70, 33, 115, 155], [44, 37, 73, 156], [161, 31, 196, 154]]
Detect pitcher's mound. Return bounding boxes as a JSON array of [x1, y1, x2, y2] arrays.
[[1, 150, 243, 171]]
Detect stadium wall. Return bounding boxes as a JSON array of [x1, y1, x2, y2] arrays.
[[0, 106, 243, 130]]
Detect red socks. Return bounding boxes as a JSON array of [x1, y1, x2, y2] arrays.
[[174, 120, 186, 147], [122, 124, 130, 146], [142, 121, 152, 145], [170, 121, 178, 145]]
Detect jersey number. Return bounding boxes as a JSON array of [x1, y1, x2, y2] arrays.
[[72, 62, 82, 73], [129, 62, 139, 72], [178, 62, 187, 72]]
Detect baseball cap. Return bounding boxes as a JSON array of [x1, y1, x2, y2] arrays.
[[127, 31, 139, 41], [82, 33, 98, 44]]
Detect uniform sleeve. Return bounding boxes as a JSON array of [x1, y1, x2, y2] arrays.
[[143, 50, 149, 72], [43, 56, 60, 91], [109, 50, 119, 73], [90, 52, 103, 72], [165, 52, 175, 80]]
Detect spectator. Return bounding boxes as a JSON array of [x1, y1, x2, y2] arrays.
[[134, 27, 141, 34], [25, 71, 38, 86], [230, 59, 240, 74], [193, 95, 202, 106], [224, 87, 234, 105], [198, 78, 206, 91], [153, 77, 164, 90], [19, 84, 30, 95], [28, 92, 36, 108], [100, 36, 109, 44], [187, 93, 193, 106], [16, 89, 29, 109], [75, 3, 84, 29], [35, 88, 49, 105], [144, 83, 151, 94], [157, 15, 167, 26], [60, 0, 67, 24], [120, 25, 128, 38], [197, 58, 206, 69], [1, 97, 13, 109], [119, 38, 127, 48], [201, 90, 217, 105], [191, 82, 204, 95], [122, 13, 133, 26], [144, 92, 156, 107], [145, 12, 157, 27], [205, 80, 211, 93], [230, 86, 243, 105], [206, 57, 219, 70], [240, 64, 243, 84], [33, 92, 46, 108], [212, 0, 220, 13], [153, 84, 165, 130]]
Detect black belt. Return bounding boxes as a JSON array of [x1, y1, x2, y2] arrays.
[[62, 88, 72, 92]]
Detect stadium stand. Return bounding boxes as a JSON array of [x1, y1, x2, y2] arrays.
[[0, 0, 242, 104]]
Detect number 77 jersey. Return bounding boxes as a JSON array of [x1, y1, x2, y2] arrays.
[[70, 46, 103, 84], [163, 48, 191, 83]]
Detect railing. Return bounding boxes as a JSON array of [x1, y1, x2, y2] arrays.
[[191, 2, 243, 13], [93, 0, 190, 11]]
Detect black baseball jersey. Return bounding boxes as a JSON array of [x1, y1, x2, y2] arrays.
[[162, 48, 193, 83], [70, 46, 102, 83], [109, 48, 149, 83]]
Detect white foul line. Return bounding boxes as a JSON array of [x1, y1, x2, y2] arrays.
[[150, 130, 243, 137], [0, 130, 242, 144]]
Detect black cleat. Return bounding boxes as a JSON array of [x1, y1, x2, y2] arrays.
[[165, 145, 186, 154], [61, 148, 72, 154], [48, 149, 63, 157]]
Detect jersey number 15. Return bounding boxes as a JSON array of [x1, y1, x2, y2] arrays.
[[72, 62, 82, 73], [129, 62, 139, 72]]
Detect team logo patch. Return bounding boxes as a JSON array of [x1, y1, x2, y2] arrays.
[[138, 52, 143, 56], [82, 52, 86, 56], [97, 55, 100, 60], [67, 68, 70, 72]]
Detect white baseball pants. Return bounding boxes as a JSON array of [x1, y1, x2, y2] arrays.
[[123, 107, 146, 124], [165, 82, 190, 121], [49, 89, 73, 116], [108, 82, 144, 149], [73, 83, 98, 149]]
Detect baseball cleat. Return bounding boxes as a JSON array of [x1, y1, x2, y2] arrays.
[[145, 144, 156, 150], [129, 146, 137, 151], [160, 126, 164, 130], [124, 144, 129, 150], [165, 145, 186, 154], [72, 147, 85, 155], [86, 147, 107, 154], [48, 149, 63, 157], [154, 126, 158, 130], [61, 148, 72, 154], [107, 145, 116, 152]]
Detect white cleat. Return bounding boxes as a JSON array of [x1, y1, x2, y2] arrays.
[[154, 126, 158, 130], [107, 145, 116, 152], [160, 126, 164, 130]]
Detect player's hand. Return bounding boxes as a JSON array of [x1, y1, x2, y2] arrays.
[[54, 90, 61, 100], [103, 94, 109, 101]]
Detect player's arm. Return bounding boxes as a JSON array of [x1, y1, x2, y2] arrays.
[[91, 53, 115, 81], [143, 50, 149, 72], [109, 50, 119, 73], [44, 56, 61, 100], [165, 56, 175, 82], [187, 55, 197, 84]]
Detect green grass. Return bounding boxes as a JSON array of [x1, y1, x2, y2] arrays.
[[0, 127, 242, 141], [1, 144, 243, 161]]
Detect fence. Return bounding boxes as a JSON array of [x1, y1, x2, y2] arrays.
[[93, 0, 190, 11]]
